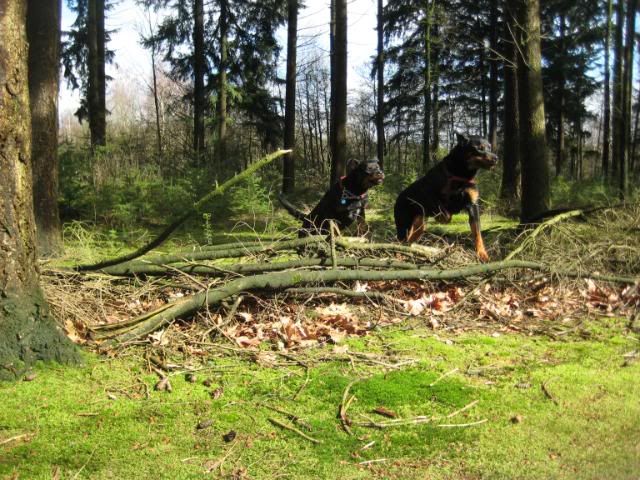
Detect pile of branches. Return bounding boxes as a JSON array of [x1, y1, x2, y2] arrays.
[[41, 151, 640, 354]]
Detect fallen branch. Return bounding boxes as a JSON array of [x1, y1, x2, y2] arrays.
[[268, 417, 321, 444], [258, 403, 312, 431], [96, 260, 543, 344], [98, 255, 420, 277], [72, 149, 291, 272], [339, 380, 358, 435]]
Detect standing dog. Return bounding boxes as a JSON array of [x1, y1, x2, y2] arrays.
[[394, 134, 498, 261], [279, 158, 384, 236]]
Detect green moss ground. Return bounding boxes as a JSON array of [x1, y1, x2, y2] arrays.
[[1, 317, 638, 479]]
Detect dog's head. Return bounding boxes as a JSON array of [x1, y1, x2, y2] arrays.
[[346, 158, 385, 189], [455, 133, 498, 170]]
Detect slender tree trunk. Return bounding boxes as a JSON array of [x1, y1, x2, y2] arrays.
[[193, 0, 205, 156], [282, 0, 298, 193], [500, 2, 520, 204], [151, 54, 163, 157], [376, 0, 385, 168], [88, 0, 106, 147], [217, 0, 229, 165], [330, 0, 347, 185], [422, 2, 432, 173], [28, 0, 63, 256], [0, 0, 78, 380], [432, 23, 441, 157], [480, 36, 488, 137], [619, 0, 636, 198], [488, 0, 499, 151], [516, 0, 549, 222], [602, 0, 613, 179], [555, 14, 566, 177], [611, 0, 624, 180]]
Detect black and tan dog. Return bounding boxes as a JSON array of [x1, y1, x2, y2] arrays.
[[279, 158, 384, 236], [394, 134, 498, 261]]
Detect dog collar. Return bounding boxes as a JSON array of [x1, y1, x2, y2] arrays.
[[339, 176, 368, 201]]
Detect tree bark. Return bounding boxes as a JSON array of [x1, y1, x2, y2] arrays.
[[376, 0, 385, 168], [555, 13, 566, 177], [619, 0, 636, 198], [0, 0, 78, 380], [193, 0, 205, 156], [282, 0, 298, 194], [602, 0, 612, 179], [500, 3, 520, 204], [330, 0, 348, 185], [516, 0, 550, 222], [422, 2, 432, 173], [217, 0, 229, 165], [27, 0, 63, 256], [88, 0, 106, 147], [488, 0, 499, 151], [611, 0, 624, 180]]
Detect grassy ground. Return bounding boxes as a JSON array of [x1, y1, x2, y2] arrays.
[[1, 316, 638, 479], [5, 190, 638, 479]]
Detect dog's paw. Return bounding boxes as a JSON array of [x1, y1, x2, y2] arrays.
[[477, 249, 489, 263]]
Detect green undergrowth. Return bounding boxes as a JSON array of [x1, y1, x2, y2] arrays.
[[1, 318, 638, 479]]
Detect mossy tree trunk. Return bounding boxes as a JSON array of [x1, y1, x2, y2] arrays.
[[0, 0, 78, 381], [27, 0, 63, 256]]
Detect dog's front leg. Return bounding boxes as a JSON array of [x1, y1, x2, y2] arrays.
[[465, 202, 488, 262], [464, 188, 488, 262], [406, 215, 426, 243]]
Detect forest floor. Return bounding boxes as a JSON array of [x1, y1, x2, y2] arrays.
[[1, 201, 639, 479]]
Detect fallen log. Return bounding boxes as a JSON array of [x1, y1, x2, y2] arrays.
[[97, 237, 442, 273], [95, 260, 543, 344], [98, 256, 421, 277]]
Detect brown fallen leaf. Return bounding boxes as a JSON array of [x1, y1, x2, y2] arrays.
[[23, 372, 37, 382]]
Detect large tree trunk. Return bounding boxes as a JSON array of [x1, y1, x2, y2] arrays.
[[602, 0, 612, 179], [282, 0, 298, 194], [88, 0, 106, 147], [619, 0, 636, 198], [217, 0, 229, 165], [0, 0, 78, 381], [28, 0, 63, 256], [500, 2, 520, 204], [516, 0, 549, 222], [376, 0, 385, 168], [330, 0, 347, 185], [193, 0, 205, 156]]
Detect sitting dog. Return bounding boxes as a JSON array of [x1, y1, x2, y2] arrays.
[[279, 158, 385, 236], [394, 134, 498, 261]]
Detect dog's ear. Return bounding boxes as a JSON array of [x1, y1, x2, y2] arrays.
[[455, 132, 469, 146], [346, 158, 361, 172]]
